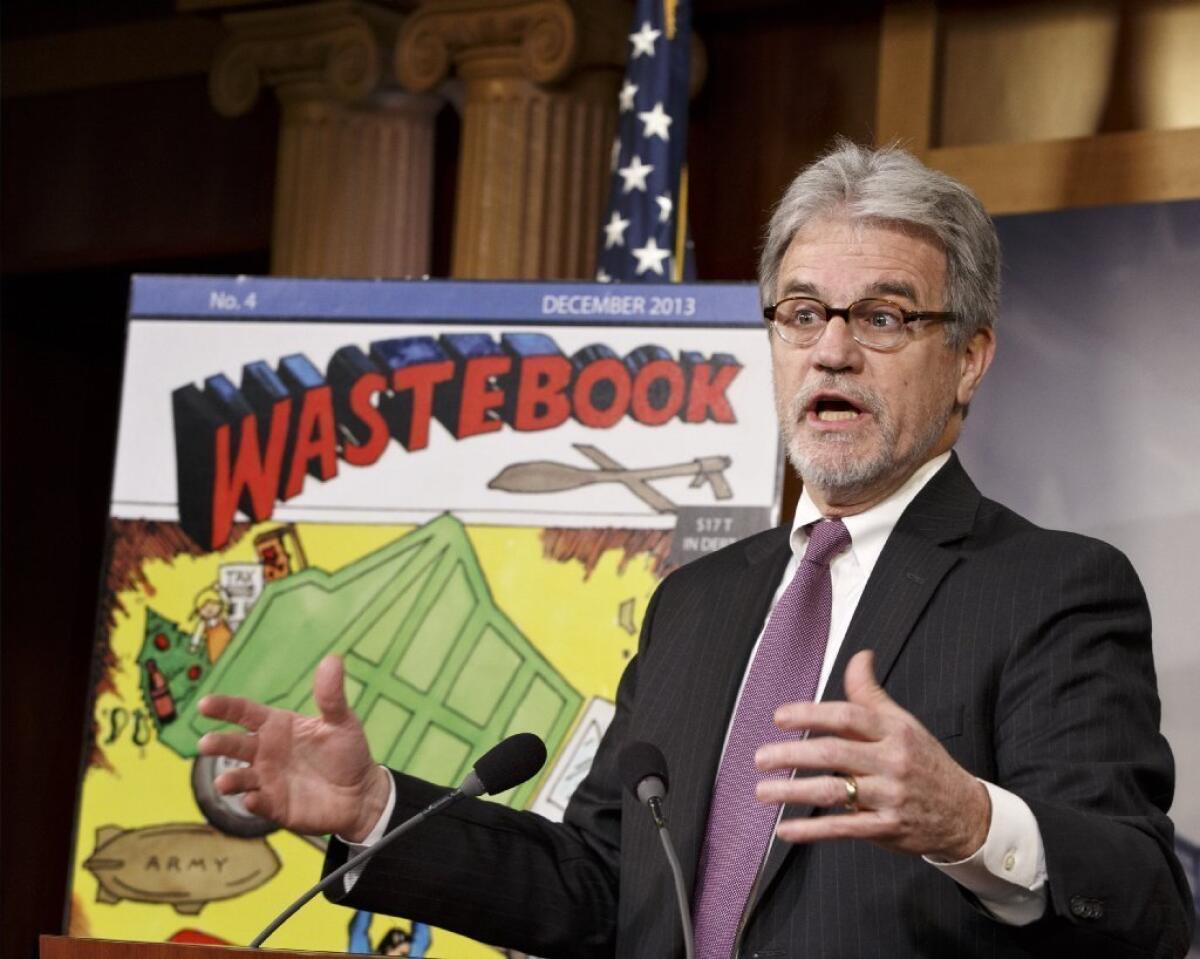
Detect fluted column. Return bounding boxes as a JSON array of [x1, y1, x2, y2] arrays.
[[209, 1, 440, 277], [396, 0, 628, 279]]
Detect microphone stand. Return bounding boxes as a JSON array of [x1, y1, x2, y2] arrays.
[[646, 795, 695, 959], [250, 786, 468, 948]]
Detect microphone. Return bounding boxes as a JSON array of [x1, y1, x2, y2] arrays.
[[465, 731, 547, 797], [251, 732, 547, 949], [618, 739, 669, 824], [618, 742, 695, 959]]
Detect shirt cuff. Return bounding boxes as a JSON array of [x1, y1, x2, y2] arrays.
[[338, 767, 397, 892], [924, 780, 1047, 926]]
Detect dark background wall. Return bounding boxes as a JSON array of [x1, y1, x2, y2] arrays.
[[0, 3, 879, 957]]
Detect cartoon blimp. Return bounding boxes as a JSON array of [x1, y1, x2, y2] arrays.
[[84, 822, 280, 914]]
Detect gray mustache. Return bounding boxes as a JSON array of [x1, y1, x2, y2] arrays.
[[788, 379, 885, 421]]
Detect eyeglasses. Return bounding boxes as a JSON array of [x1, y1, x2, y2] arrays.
[[763, 297, 958, 352]]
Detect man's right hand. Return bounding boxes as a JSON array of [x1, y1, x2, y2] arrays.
[[197, 654, 390, 842]]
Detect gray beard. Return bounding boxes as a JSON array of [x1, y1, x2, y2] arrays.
[[785, 429, 895, 495], [778, 378, 952, 499]]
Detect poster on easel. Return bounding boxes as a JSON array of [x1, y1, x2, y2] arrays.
[[66, 276, 780, 956]]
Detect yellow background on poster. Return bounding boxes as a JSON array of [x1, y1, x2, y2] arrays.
[[72, 521, 658, 955]]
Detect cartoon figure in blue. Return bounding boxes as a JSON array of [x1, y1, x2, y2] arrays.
[[348, 910, 431, 956]]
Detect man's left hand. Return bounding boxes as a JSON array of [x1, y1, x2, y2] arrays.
[[754, 650, 990, 861]]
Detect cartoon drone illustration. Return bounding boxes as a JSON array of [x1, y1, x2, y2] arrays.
[[487, 444, 733, 513]]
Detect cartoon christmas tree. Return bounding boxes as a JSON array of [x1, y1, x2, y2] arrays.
[[138, 608, 208, 731]]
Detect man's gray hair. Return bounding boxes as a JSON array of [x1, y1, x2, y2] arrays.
[[758, 140, 1000, 349]]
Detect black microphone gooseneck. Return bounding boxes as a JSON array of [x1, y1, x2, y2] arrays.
[[250, 732, 547, 949], [618, 741, 695, 959]]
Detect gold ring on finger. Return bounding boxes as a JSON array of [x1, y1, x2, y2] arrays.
[[841, 774, 859, 812]]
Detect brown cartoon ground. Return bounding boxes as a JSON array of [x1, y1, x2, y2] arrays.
[[540, 527, 673, 581]]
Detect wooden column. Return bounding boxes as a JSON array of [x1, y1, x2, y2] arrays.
[[396, 0, 628, 279], [209, 1, 440, 277]]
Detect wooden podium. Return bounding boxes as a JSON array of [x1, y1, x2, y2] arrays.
[[41, 937, 343, 959]]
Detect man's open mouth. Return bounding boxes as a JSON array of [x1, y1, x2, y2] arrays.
[[809, 394, 866, 422]]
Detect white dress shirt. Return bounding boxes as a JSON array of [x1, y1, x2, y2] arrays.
[[346, 451, 1048, 924], [735, 450, 1046, 924]]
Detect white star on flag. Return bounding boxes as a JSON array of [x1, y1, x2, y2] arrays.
[[596, 268, 613, 283], [618, 155, 653, 193], [619, 81, 638, 113], [637, 101, 672, 141], [656, 191, 673, 224], [629, 21, 661, 58], [631, 236, 671, 276], [604, 210, 631, 248]]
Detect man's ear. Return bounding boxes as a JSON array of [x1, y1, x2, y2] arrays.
[[956, 327, 996, 408]]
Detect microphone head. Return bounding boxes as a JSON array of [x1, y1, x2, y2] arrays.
[[469, 732, 547, 796], [617, 741, 670, 801]]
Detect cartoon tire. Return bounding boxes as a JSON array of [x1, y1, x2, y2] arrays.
[[191, 755, 279, 838]]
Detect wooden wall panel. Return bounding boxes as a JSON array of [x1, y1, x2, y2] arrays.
[[688, 7, 883, 284], [1, 76, 276, 272], [875, 0, 1200, 213], [688, 6, 882, 517]]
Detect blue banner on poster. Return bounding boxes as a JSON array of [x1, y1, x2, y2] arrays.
[[130, 275, 761, 327]]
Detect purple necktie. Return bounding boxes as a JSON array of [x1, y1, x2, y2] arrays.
[[692, 518, 851, 959]]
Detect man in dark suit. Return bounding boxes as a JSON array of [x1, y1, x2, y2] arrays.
[[199, 143, 1194, 957]]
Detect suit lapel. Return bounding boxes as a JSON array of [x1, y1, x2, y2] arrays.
[[748, 454, 981, 911], [667, 527, 793, 890]]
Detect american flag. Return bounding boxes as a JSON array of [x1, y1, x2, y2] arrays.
[[597, 0, 694, 283]]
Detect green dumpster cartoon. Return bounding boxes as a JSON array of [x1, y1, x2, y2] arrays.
[[137, 513, 583, 837]]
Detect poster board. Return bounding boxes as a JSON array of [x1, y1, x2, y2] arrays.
[[65, 277, 780, 956]]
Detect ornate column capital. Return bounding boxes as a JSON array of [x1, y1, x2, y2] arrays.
[[395, 0, 629, 91], [209, 0, 405, 117]]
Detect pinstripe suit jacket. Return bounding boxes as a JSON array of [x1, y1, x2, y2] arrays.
[[325, 454, 1194, 958]]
